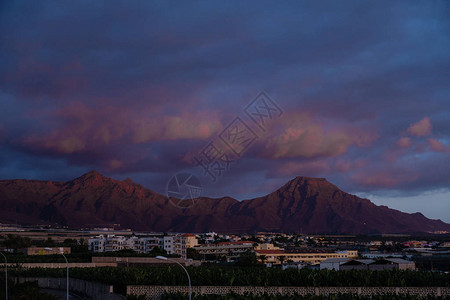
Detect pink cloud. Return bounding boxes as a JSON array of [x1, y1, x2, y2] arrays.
[[260, 113, 378, 159], [21, 102, 222, 155], [132, 112, 222, 143], [396, 137, 412, 148], [428, 138, 447, 153], [107, 159, 124, 170], [407, 117, 432, 137]]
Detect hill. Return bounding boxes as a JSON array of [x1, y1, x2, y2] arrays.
[[0, 171, 449, 234]]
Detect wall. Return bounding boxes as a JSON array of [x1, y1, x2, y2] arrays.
[[92, 256, 199, 266], [127, 285, 450, 298], [8, 262, 117, 268], [16, 277, 126, 300]]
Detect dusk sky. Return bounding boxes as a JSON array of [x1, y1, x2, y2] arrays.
[[1, 1, 449, 222]]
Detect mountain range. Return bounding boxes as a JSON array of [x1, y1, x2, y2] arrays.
[[0, 171, 449, 234]]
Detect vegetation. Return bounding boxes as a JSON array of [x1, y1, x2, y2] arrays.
[[9, 266, 450, 295], [0, 278, 58, 300], [150, 293, 450, 300]]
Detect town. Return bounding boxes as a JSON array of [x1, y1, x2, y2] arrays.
[[1, 224, 449, 270], [1, 225, 450, 299]]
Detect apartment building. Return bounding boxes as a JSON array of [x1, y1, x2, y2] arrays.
[[88, 234, 197, 259], [254, 244, 358, 265], [194, 241, 254, 259]]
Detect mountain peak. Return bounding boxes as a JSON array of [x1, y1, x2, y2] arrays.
[[73, 170, 107, 185], [82, 170, 103, 177], [286, 176, 335, 189], [292, 176, 328, 182], [1, 172, 449, 234], [124, 177, 134, 184]]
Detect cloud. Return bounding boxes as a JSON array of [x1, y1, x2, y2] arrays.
[[428, 138, 447, 153], [407, 117, 432, 137], [132, 113, 222, 144], [259, 113, 377, 160], [21, 102, 223, 155], [0, 0, 449, 218], [396, 137, 412, 148]]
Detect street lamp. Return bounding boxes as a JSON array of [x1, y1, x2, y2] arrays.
[[0, 252, 7, 300], [156, 256, 191, 300], [45, 248, 69, 300]]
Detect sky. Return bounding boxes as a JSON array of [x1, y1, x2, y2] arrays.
[[1, 1, 449, 222]]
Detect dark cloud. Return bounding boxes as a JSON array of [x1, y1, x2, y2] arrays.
[[0, 1, 449, 220]]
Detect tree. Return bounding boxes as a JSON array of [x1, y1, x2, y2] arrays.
[[236, 250, 258, 266], [259, 255, 267, 265], [63, 238, 78, 245], [44, 237, 55, 247], [187, 248, 202, 260], [2, 234, 31, 250]]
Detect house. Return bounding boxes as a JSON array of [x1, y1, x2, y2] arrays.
[[254, 244, 358, 265], [340, 259, 375, 271], [320, 258, 352, 270], [181, 233, 198, 248], [339, 258, 415, 271], [382, 258, 415, 270], [22, 247, 71, 255], [194, 241, 254, 260], [283, 261, 315, 270]]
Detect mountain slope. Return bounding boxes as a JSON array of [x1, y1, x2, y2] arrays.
[[0, 171, 449, 234]]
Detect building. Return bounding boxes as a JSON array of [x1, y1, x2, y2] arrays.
[[162, 234, 197, 259], [127, 236, 163, 253], [369, 258, 415, 271], [194, 241, 254, 260], [22, 247, 71, 255], [88, 235, 129, 252], [282, 262, 315, 270], [320, 258, 352, 270], [340, 259, 375, 271], [338, 258, 415, 271], [88, 234, 163, 254], [88, 234, 190, 259], [361, 253, 404, 259], [182, 233, 198, 248], [163, 236, 174, 254], [173, 235, 187, 259], [254, 244, 358, 265]]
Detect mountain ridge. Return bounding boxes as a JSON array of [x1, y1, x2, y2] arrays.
[[0, 171, 449, 234]]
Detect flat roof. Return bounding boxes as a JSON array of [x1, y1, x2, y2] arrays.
[[321, 258, 351, 263]]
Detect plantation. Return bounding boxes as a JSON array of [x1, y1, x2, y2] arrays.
[[10, 266, 450, 295], [0, 277, 58, 300], [148, 293, 450, 300], [142, 293, 450, 300]]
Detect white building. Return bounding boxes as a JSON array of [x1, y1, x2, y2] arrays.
[[88, 234, 195, 259], [320, 258, 352, 270], [163, 236, 174, 254], [89, 235, 161, 253]]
